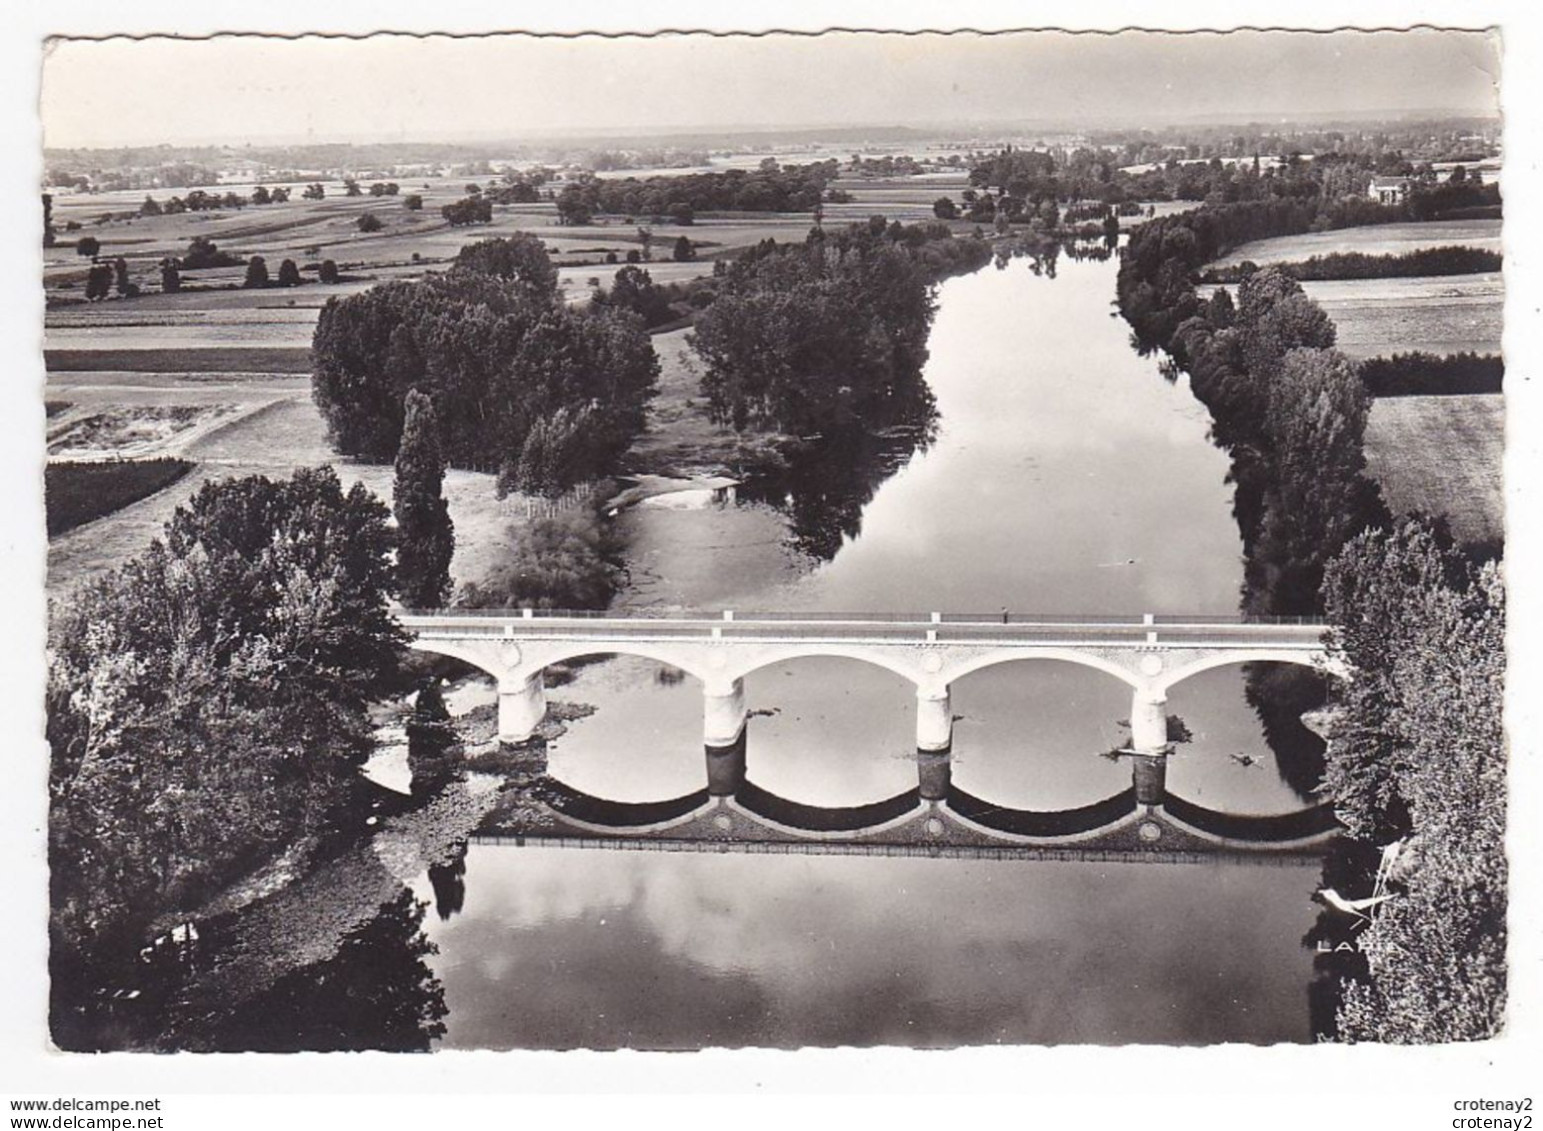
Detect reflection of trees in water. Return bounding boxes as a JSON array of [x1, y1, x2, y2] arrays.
[[1303, 837, 1381, 1040], [991, 232, 1117, 275], [1244, 663, 1329, 803], [201, 890, 449, 1052], [408, 679, 462, 800], [428, 840, 468, 922], [740, 375, 938, 563]]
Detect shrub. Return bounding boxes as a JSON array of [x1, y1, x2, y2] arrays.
[[456, 506, 621, 611]]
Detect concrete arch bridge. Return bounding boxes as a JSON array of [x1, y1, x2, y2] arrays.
[[400, 609, 1342, 758]]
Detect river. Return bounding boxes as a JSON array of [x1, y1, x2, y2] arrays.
[[397, 248, 1328, 1047]]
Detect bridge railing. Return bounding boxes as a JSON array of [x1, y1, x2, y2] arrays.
[[399, 608, 1331, 630]]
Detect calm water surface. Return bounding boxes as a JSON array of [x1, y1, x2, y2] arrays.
[[413, 253, 1325, 1047]]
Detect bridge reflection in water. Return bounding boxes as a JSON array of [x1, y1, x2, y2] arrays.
[[405, 611, 1343, 864], [485, 739, 1340, 865]]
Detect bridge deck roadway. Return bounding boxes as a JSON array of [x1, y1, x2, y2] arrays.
[[401, 611, 1328, 650]]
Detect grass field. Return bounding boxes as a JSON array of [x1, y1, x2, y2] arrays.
[[1205, 273, 1502, 360], [1363, 394, 1504, 547], [1207, 219, 1501, 270]]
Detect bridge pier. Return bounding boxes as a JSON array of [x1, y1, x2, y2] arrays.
[[497, 672, 547, 744], [705, 732, 747, 797], [1129, 689, 1171, 754], [916, 686, 953, 753], [704, 678, 748, 749], [1132, 753, 1167, 806], [918, 749, 951, 801]]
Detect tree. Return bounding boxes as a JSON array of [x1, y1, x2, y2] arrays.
[[403, 194, 424, 211], [243, 256, 269, 289], [596, 264, 673, 328], [277, 258, 302, 287], [1320, 519, 1505, 1042], [302, 183, 325, 200], [450, 234, 557, 297], [344, 179, 362, 197], [43, 193, 55, 247], [251, 186, 271, 205], [555, 184, 593, 226], [311, 272, 658, 486], [160, 260, 181, 293], [441, 197, 493, 226], [393, 390, 455, 609], [672, 235, 695, 262], [46, 468, 405, 1038], [182, 235, 238, 269], [357, 213, 384, 233], [637, 226, 654, 262], [932, 197, 958, 220], [84, 263, 113, 300], [139, 195, 162, 217], [1251, 347, 1374, 614], [690, 231, 935, 435], [76, 236, 100, 259], [319, 259, 340, 284], [112, 257, 131, 296]]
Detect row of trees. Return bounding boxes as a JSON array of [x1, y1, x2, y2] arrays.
[[553, 161, 842, 225], [1117, 195, 1506, 1041], [310, 234, 659, 498], [1358, 351, 1504, 398], [1123, 250, 1387, 616], [1202, 245, 1501, 284], [963, 142, 1502, 218]]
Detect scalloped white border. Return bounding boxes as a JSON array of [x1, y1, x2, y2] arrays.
[[3, 1, 1537, 1114]]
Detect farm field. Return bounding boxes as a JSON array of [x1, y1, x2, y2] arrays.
[[44, 170, 983, 595], [44, 380, 528, 593], [1205, 272, 1503, 359], [1207, 218, 1501, 269], [1363, 393, 1505, 547]]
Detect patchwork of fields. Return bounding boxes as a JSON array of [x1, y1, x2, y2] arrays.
[[44, 169, 1509, 589], [42, 171, 971, 593], [1202, 217, 1506, 550]]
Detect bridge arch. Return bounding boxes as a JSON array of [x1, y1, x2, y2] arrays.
[[509, 642, 717, 685], [942, 648, 1144, 691], [406, 638, 506, 678], [726, 645, 927, 688], [1154, 649, 1332, 696]]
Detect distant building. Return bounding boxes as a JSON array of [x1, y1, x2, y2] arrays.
[[1368, 176, 1413, 205]]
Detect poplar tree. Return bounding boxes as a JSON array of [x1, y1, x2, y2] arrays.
[[393, 389, 455, 609]]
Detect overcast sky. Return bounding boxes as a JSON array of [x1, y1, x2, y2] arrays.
[[41, 28, 1500, 149]]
